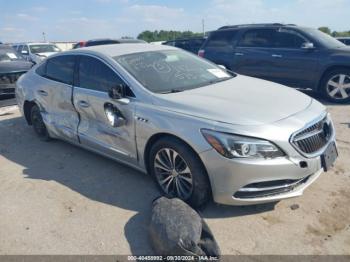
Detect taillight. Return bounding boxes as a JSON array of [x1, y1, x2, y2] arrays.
[[80, 41, 86, 47], [198, 49, 205, 58]]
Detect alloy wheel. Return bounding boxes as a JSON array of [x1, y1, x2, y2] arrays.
[[326, 74, 350, 100], [154, 148, 193, 200]]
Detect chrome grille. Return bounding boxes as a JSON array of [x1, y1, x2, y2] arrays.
[[291, 115, 333, 155]]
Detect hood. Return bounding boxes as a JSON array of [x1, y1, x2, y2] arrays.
[[0, 60, 33, 73], [329, 45, 350, 54], [153, 75, 313, 126], [35, 52, 57, 58]]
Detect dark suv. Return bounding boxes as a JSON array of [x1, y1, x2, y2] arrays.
[[199, 24, 350, 103], [163, 37, 206, 54]]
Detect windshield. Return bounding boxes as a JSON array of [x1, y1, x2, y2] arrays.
[[29, 44, 61, 54], [0, 49, 25, 62], [114, 50, 233, 93], [303, 28, 345, 48]]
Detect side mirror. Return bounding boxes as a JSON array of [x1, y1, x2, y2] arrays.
[[301, 42, 315, 50], [21, 50, 28, 55]]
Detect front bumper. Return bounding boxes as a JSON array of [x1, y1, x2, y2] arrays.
[[0, 83, 15, 96], [200, 145, 329, 205]]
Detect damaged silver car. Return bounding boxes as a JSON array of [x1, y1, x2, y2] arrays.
[[16, 44, 338, 207]]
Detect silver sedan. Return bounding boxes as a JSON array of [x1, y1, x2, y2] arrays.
[[16, 44, 338, 207]]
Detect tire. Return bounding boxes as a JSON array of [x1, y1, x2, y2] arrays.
[[30, 105, 51, 141], [320, 69, 350, 103], [149, 137, 211, 208]]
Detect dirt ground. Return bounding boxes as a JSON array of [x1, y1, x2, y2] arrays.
[[0, 96, 349, 255]]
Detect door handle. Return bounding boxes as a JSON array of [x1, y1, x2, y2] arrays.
[[272, 54, 283, 58], [37, 90, 48, 96], [78, 100, 90, 108], [235, 52, 244, 56]]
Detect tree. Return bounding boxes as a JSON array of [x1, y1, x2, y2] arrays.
[[137, 30, 203, 42], [318, 27, 331, 35]]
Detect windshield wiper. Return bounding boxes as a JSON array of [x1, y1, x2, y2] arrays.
[[159, 89, 184, 94]]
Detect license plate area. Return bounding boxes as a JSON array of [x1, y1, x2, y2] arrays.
[[321, 142, 338, 172]]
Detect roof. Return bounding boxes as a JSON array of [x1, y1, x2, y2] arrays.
[[68, 43, 177, 57], [13, 42, 56, 46], [85, 38, 145, 44], [218, 23, 297, 30]]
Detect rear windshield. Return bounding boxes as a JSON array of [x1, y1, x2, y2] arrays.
[[114, 50, 234, 94]]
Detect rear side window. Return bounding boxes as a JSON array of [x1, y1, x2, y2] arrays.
[[79, 56, 125, 93], [46, 55, 75, 85], [35, 62, 47, 76], [206, 30, 237, 48], [238, 29, 274, 48]]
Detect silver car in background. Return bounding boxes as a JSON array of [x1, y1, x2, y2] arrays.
[[12, 43, 61, 64], [16, 44, 338, 207]]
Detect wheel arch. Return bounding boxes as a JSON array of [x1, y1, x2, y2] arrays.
[[23, 100, 37, 125], [318, 65, 350, 90], [143, 132, 209, 177]]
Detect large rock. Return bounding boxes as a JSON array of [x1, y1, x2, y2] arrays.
[[149, 197, 221, 257]]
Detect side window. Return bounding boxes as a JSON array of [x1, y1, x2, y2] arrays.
[[79, 56, 135, 97], [18, 45, 23, 52], [238, 29, 274, 48], [164, 41, 175, 46], [46, 55, 75, 85], [35, 61, 47, 77], [206, 30, 237, 48], [274, 30, 307, 49], [22, 45, 29, 53]]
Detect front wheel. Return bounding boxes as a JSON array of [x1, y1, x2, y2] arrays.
[[321, 69, 350, 103], [149, 137, 211, 208], [30, 105, 51, 141]]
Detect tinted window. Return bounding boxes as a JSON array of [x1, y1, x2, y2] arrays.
[[238, 29, 274, 48], [190, 39, 205, 49], [175, 40, 189, 50], [46, 55, 75, 85], [86, 40, 119, 47], [274, 30, 306, 48], [35, 62, 46, 76], [206, 30, 237, 48], [22, 45, 29, 53], [164, 41, 175, 46], [79, 56, 124, 93]]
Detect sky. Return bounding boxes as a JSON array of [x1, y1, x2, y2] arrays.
[[0, 0, 349, 43]]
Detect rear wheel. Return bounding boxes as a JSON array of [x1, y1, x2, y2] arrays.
[[30, 105, 51, 141], [149, 137, 211, 208], [321, 69, 350, 103]]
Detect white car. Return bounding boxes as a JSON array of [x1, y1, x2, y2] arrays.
[[13, 43, 61, 64]]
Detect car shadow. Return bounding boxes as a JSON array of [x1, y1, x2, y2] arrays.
[[0, 116, 276, 255]]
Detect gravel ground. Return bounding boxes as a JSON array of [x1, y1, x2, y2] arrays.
[[0, 96, 349, 255]]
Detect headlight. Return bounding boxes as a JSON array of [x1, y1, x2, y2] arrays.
[[201, 129, 285, 159]]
